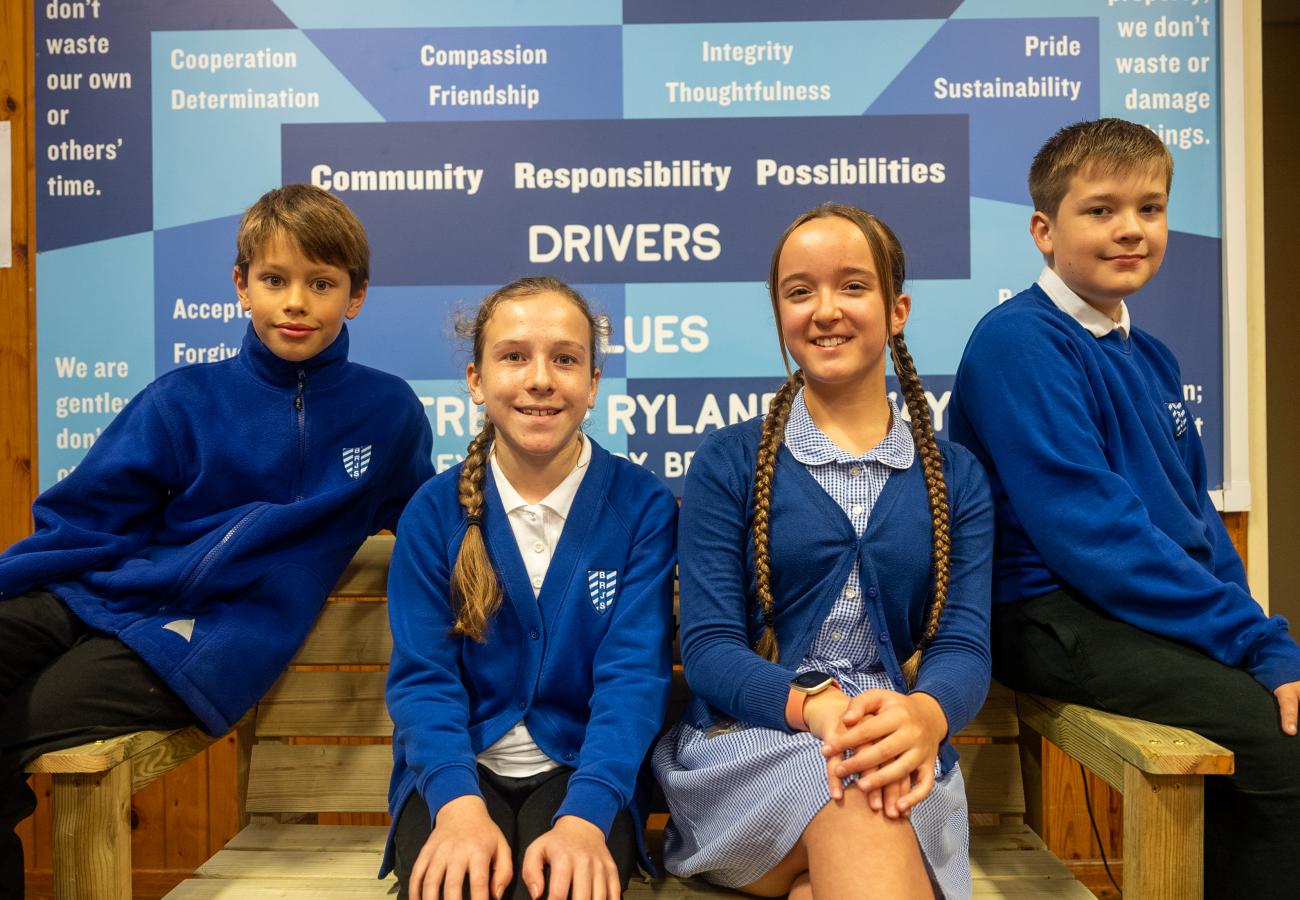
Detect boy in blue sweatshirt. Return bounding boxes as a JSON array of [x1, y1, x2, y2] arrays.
[[949, 118, 1300, 897], [0, 184, 433, 899]]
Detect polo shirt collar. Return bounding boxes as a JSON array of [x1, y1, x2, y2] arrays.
[[1037, 266, 1131, 339], [784, 388, 914, 470], [490, 434, 592, 520]]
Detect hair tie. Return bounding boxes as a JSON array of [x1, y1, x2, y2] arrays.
[[762, 609, 775, 627], [466, 514, 482, 528]]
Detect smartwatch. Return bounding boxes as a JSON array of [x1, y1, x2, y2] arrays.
[[785, 670, 838, 732]]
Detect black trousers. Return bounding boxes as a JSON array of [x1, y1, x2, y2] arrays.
[[393, 765, 638, 900], [0, 591, 200, 900], [993, 589, 1300, 900]]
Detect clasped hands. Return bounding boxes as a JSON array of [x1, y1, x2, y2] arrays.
[[803, 687, 949, 819]]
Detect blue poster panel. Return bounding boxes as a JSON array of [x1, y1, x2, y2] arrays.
[[36, 0, 1225, 494]]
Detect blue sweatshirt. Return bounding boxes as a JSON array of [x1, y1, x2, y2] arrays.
[[0, 324, 434, 733], [676, 418, 993, 775], [950, 284, 1300, 691], [383, 438, 676, 871]]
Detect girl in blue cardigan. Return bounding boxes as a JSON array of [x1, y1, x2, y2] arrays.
[[653, 205, 993, 899], [384, 276, 677, 900]]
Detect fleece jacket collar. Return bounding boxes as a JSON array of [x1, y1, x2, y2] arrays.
[[237, 322, 352, 390]]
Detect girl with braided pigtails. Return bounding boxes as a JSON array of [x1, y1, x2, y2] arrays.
[[383, 277, 678, 900], [652, 205, 994, 899]]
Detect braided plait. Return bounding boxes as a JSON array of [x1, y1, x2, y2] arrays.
[[751, 370, 805, 662], [889, 333, 950, 686], [450, 421, 500, 641]]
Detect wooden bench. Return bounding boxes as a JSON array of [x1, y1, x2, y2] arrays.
[[29, 535, 1234, 898]]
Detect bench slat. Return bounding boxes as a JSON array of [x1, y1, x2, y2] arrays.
[[258, 672, 392, 738], [331, 535, 394, 597], [970, 882, 1097, 897], [225, 823, 388, 852], [959, 682, 1018, 738], [625, 879, 739, 897], [957, 744, 1025, 816], [195, 849, 389, 881], [971, 848, 1074, 880], [166, 877, 394, 898], [291, 601, 392, 666], [246, 745, 391, 814]]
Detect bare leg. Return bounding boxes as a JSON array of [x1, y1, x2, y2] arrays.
[[787, 873, 813, 900], [738, 791, 933, 900], [803, 790, 931, 899]]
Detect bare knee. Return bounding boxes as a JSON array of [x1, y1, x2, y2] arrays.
[[738, 838, 809, 897]]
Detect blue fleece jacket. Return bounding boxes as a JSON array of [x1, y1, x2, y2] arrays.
[[0, 324, 434, 733], [676, 418, 993, 775], [949, 284, 1300, 691], [384, 438, 676, 870]]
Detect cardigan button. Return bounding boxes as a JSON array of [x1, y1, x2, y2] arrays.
[[563, 751, 576, 762], [530, 629, 540, 641], [867, 587, 878, 598], [517, 699, 527, 710]]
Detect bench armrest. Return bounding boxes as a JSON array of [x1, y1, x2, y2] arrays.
[[23, 714, 253, 900], [1015, 691, 1234, 900], [25, 725, 217, 790], [1016, 692, 1233, 791]]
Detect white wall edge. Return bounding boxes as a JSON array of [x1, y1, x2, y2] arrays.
[[1220, 0, 1252, 513], [1209, 482, 1253, 513]]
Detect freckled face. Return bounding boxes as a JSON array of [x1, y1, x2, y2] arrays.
[[775, 216, 908, 393], [466, 293, 600, 469], [234, 232, 364, 363], [1032, 165, 1169, 312]]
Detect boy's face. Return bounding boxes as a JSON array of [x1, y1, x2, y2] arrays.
[[1030, 163, 1168, 315], [234, 232, 366, 363]]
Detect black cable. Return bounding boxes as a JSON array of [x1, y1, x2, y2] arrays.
[[1080, 761, 1123, 897]]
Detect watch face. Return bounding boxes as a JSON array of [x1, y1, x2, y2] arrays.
[[791, 670, 834, 691]]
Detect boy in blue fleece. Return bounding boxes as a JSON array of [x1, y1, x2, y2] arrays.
[[949, 118, 1300, 897], [0, 184, 433, 899]]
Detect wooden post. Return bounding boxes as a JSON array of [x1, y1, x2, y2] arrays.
[[1122, 762, 1204, 899], [234, 712, 256, 830], [1017, 724, 1045, 837], [50, 765, 132, 900]]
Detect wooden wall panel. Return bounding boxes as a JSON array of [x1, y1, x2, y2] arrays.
[[0, 0, 35, 548]]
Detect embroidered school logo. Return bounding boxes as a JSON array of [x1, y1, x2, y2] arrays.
[[588, 570, 618, 615], [342, 445, 372, 479], [1166, 401, 1188, 439]]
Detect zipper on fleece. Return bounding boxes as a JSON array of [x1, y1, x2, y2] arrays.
[[179, 506, 263, 597], [294, 368, 306, 502]]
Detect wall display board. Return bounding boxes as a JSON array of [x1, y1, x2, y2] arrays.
[[34, 0, 1240, 500]]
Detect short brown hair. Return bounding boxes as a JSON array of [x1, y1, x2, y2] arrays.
[[235, 184, 369, 293], [1029, 118, 1173, 218]]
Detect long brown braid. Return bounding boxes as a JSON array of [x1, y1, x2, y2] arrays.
[[449, 276, 606, 642], [751, 370, 805, 661], [889, 330, 950, 686], [451, 421, 500, 639], [754, 204, 950, 686]]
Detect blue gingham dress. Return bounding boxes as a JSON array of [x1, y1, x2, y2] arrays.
[[652, 391, 971, 898]]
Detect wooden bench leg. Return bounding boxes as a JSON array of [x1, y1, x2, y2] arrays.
[[51, 765, 132, 900], [1017, 721, 1046, 836], [1122, 762, 1204, 900]]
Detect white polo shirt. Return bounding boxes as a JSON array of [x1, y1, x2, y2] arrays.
[[475, 435, 593, 778]]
